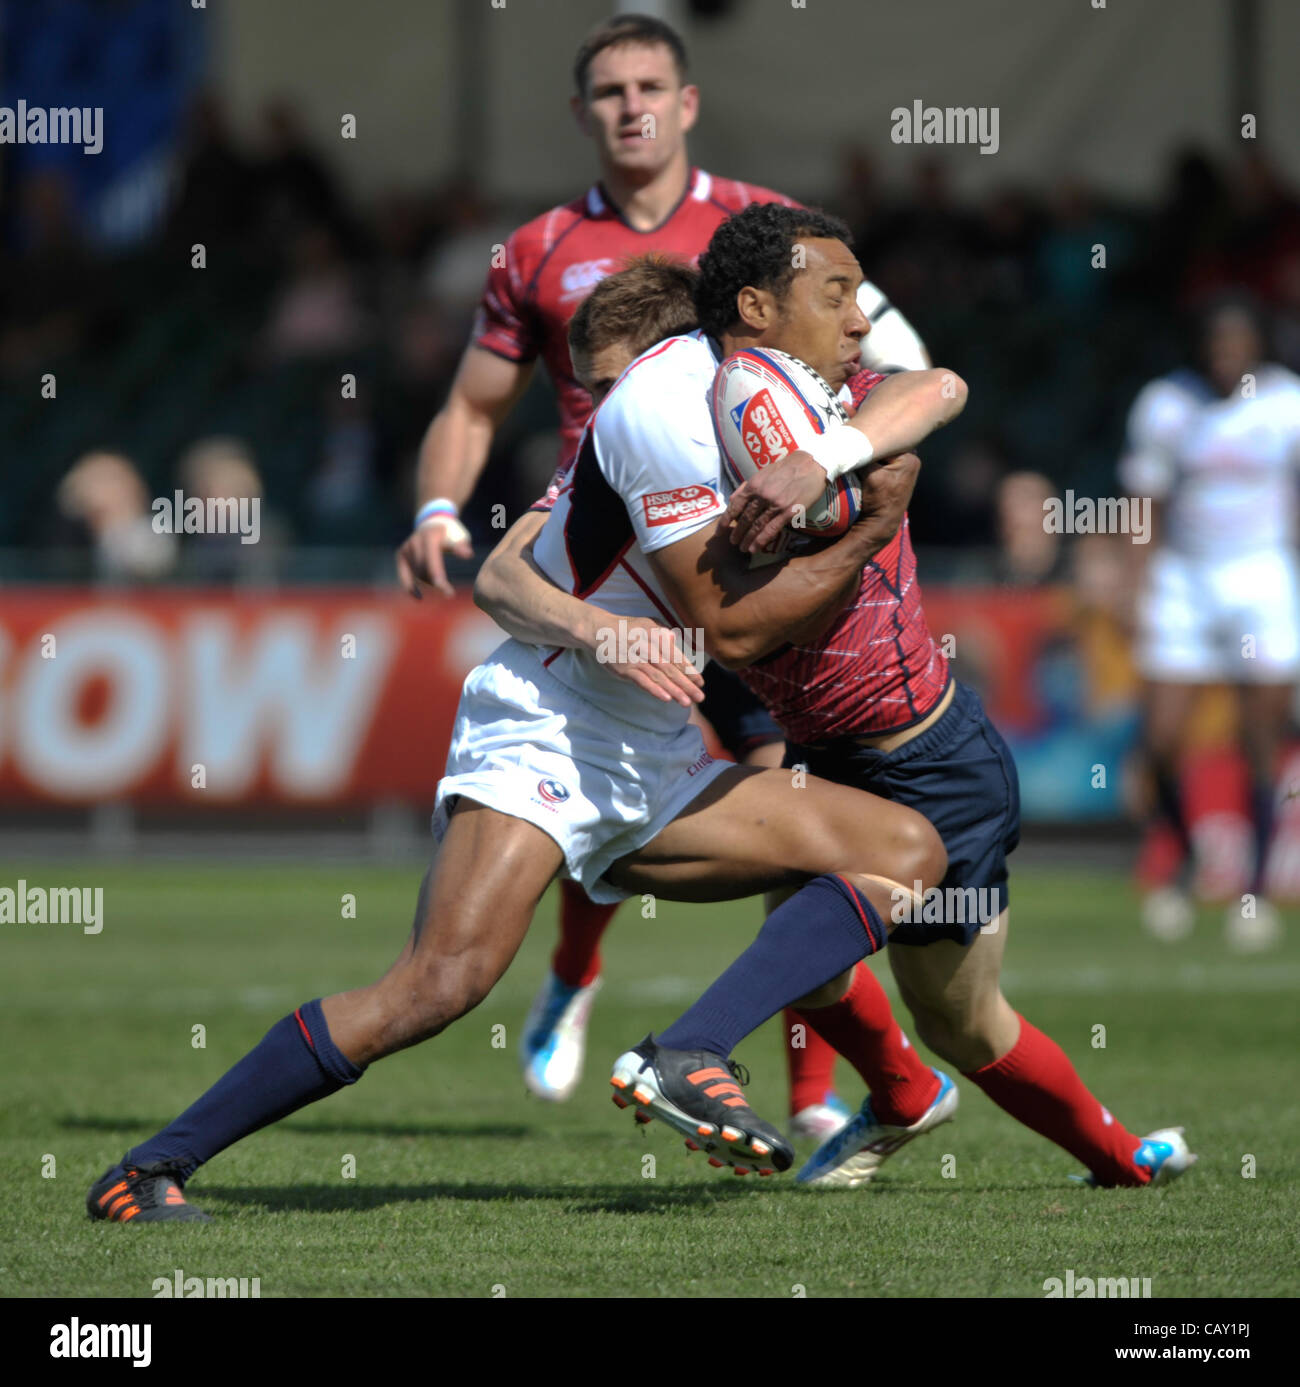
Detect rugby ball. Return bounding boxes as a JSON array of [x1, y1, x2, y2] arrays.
[[709, 348, 862, 537]]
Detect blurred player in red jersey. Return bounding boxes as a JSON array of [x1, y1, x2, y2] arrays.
[[398, 12, 927, 1134]]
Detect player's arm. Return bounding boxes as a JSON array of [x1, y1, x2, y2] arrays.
[[725, 367, 966, 553], [397, 344, 537, 600], [1118, 379, 1186, 558], [473, 512, 704, 707], [650, 453, 921, 669], [473, 511, 591, 649], [399, 345, 535, 598]]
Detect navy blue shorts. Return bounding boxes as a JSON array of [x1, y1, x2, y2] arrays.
[[784, 680, 1021, 947], [701, 662, 783, 760]]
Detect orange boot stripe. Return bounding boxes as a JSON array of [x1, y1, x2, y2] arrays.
[[686, 1066, 732, 1084]]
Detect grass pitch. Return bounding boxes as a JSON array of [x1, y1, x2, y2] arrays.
[[1, 859, 1296, 1298]]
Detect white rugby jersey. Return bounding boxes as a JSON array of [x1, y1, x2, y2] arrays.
[[1119, 364, 1300, 561], [531, 331, 730, 734]]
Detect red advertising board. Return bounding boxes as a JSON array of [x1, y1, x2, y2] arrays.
[[0, 589, 503, 806]]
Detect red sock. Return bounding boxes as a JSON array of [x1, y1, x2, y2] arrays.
[[794, 962, 940, 1125], [550, 878, 619, 987], [964, 1014, 1148, 1187], [784, 1011, 838, 1115]]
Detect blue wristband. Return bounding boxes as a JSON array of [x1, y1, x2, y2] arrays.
[[415, 498, 458, 528]]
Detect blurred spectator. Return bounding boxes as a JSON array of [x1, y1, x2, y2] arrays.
[[1148, 147, 1234, 301], [995, 471, 1068, 587], [973, 186, 1041, 308], [307, 388, 381, 541], [1230, 150, 1300, 300], [262, 224, 369, 361], [1071, 531, 1137, 638], [371, 188, 435, 327], [421, 176, 517, 325], [167, 93, 260, 249], [56, 452, 177, 580], [913, 435, 1004, 550], [256, 99, 349, 246], [392, 297, 458, 386], [0, 170, 96, 371], [836, 144, 882, 243], [175, 437, 288, 581], [868, 158, 979, 314], [1273, 249, 1300, 372], [1038, 178, 1129, 309]]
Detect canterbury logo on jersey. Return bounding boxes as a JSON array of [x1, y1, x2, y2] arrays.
[[559, 258, 616, 302], [640, 482, 723, 527]]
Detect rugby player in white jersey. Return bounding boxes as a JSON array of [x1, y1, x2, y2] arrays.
[[1121, 295, 1300, 951]]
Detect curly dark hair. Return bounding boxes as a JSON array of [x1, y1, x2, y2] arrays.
[[694, 203, 853, 338]]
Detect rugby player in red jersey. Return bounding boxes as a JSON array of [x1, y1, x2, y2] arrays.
[[399, 12, 927, 1132], [670, 205, 1196, 1187]]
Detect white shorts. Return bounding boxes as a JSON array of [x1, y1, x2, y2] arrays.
[[1137, 548, 1300, 683], [432, 640, 732, 903]]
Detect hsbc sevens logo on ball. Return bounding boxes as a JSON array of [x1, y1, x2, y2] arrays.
[[737, 389, 797, 469]]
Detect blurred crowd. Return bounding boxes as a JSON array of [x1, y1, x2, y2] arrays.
[[6, 92, 1300, 583]]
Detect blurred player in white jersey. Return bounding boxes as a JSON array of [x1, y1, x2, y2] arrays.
[[1120, 295, 1300, 949]]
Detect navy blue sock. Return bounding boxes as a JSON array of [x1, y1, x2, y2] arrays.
[[656, 874, 887, 1058], [125, 999, 364, 1181], [1249, 778, 1276, 896]]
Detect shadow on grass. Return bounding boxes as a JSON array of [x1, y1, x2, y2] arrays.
[[192, 1173, 1068, 1215], [60, 1115, 532, 1141], [195, 1180, 754, 1216]]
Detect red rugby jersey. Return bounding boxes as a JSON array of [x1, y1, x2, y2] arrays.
[[736, 369, 950, 742], [472, 166, 797, 489]]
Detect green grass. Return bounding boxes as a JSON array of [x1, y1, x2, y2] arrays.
[[1, 860, 1296, 1298]]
